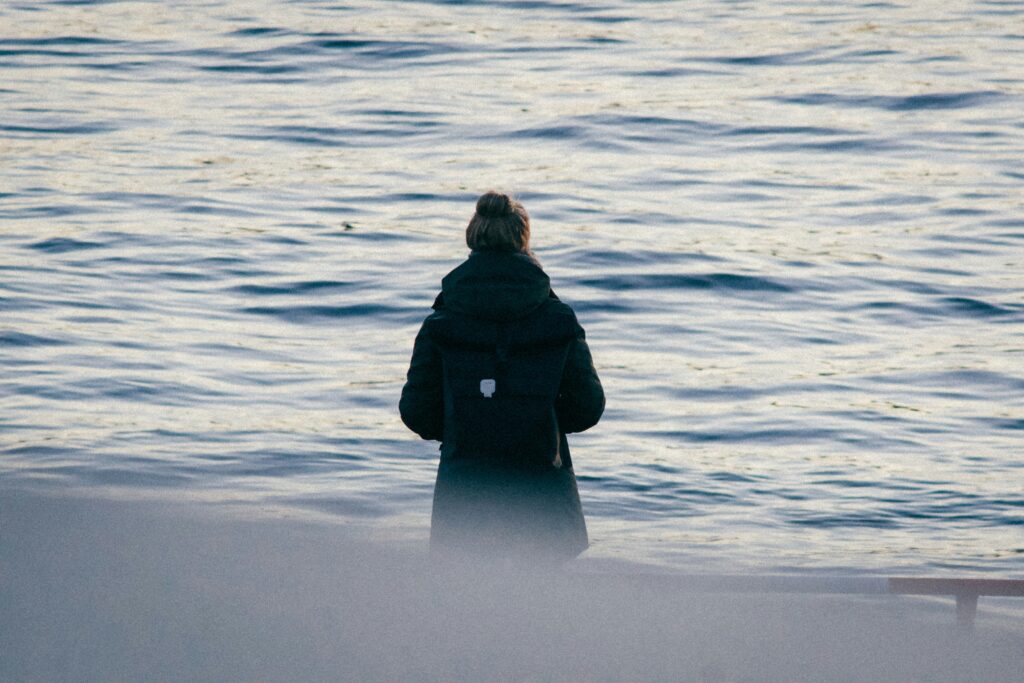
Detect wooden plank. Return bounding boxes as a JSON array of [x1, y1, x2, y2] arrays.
[[569, 571, 1024, 630], [888, 577, 1024, 598]]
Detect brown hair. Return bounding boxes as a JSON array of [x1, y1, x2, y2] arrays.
[[465, 191, 530, 253]]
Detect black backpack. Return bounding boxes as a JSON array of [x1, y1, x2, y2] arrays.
[[431, 304, 575, 471]]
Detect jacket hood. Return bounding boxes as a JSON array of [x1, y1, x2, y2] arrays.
[[434, 251, 553, 321]]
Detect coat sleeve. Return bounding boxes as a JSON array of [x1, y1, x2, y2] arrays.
[[399, 322, 445, 441], [555, 326, 605, 434]]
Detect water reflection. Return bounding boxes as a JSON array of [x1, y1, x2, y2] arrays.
[[1, 0, 1022, 573]]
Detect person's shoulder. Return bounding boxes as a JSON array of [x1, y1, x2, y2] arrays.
[[421, 306, 451, 329], [540, 296, 582, 327], [420, 303, 487, 348], [416, 296, 451, 336], [516, 297, 580, 344]]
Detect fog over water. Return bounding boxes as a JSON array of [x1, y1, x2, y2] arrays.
[[3, 491, 1023, 682], [2, 0, 1023, 578]]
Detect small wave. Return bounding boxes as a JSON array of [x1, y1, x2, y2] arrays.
[[2, 205, 94, 220], [754, 137, 902, 153], [232, 281, 356, 296], [644, 427, 843, 444], [356, 108, 443, 119], [581, 14, 635, 25], [855, 296, 1022, 322], [65, 378, 230, 404], [228, 27, 289, 37], [0, 122, 117, 135], [0, 331, 67, 347], [231, 122, 438, 147], [197, 255, 247, 266], [696, 190, 778, 202], [788, 513, 900, 529], [838, 48, 901, 60], [0, 48, 94, 59], [870, 369, 1024, 393], [980, 418, 1024, 431], [698, 49, 823, 66], [64, 315, 120, 324], [242, 303, 404, 322], [707, 471, 763, 483], [592, 114, 726, 135], [200, 63, 303, 75], [582, 472, 738, 517], [323, 229, 413, 242], [729, 125, 851, 137], [566, 300, 632, 315], [0, 444, 80, 458], [27, 237, 104, 253], [80, 60, 148, 71], [811, 478, 878, 489], [177, 201, 258, 217], [768, 90, 1004, 111], [938, 206, 989, 216], [578, 273, 792, 293], [304, 36, 459, 61], [379, 191, 457, 203], [0, 35, 123, 47], [982, 218, 1024, 229], [82, 192, 254, 218], [665, 385, 766, 402], [571, 248, 725, 268], [157, 270, 214, 282], [940, 296, 1019, 318], [508, 124, 589, 140]]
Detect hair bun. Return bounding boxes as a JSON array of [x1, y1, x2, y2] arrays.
[[476, 191, 513, 218]]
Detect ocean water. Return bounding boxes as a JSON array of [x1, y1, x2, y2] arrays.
[[1, 0, 1022, 575]]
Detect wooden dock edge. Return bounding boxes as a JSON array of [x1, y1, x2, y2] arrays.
[[567, 571, 1024, 630], [887, 577, 1024, 629]]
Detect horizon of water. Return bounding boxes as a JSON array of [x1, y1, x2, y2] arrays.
[[2, 0, 1023, 575]]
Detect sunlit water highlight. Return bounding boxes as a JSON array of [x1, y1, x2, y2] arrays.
[[2, 0, 1022, 574]]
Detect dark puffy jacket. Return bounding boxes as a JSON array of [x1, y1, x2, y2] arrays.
[[400, 251, 604, 560]]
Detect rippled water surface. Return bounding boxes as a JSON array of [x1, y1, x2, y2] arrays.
[[2, 0, 1023, 574]]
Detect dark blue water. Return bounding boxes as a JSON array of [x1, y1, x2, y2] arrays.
[[2, 0, 1022, 574]]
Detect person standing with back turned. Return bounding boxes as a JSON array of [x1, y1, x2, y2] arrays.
[[400, 191, 605, 563]]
